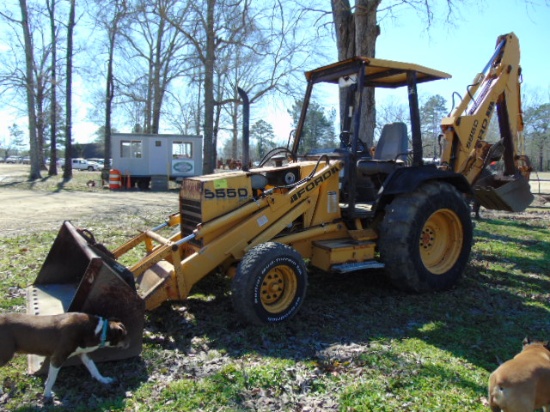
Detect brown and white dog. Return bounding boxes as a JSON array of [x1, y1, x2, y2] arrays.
[[488, 337, 550, 411], [0, 312, 128, 399]]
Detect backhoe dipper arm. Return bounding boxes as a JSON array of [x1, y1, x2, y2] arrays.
[[439, 32, 527, 184]]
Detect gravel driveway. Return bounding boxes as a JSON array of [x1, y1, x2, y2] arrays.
[[0, 188, 179, 235]]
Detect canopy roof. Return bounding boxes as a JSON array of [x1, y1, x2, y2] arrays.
[[304, 56, 451, 88]]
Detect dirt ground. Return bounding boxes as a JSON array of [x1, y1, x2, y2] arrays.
[[0, 164, 182, 235], [0, 164, 548, 235], [0, 188, 179, 233]]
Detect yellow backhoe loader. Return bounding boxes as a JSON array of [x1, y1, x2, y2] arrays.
[[25, 33, 533, 372]]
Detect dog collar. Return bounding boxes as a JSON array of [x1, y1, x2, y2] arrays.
[[99, 317, 108, 348]]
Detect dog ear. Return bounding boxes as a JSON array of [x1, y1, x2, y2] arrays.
[[108, 321, 128, 341]]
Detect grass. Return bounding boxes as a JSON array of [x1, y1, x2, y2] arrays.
[[0, 165, 181, 192], [0, 174, 549, 410], [0, 165, 105, 192]]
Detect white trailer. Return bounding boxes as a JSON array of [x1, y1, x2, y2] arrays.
[[111, 133, 203, 190]]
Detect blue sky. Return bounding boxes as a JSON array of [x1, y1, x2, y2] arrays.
[[376, 0, 550, 103], [2, 1, 548, 146], [265, 1, 550, 143]]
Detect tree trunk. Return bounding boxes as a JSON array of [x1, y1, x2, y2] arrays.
[[150, 17, 165, 135], [48, 2, 58, 176], [203, 0, 216, 174], [105, 49, 114, 172], [47, 0, 58, 176], [331, 0, 380, 148], [19, 0, 41, 180], [104, 19, 116, 176], [355, 0, 380, 148], [63, 0, 76, 179], [36, 84, 46, 170]]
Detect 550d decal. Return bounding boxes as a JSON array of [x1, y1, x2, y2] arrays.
[[204, 188, 249, 199]]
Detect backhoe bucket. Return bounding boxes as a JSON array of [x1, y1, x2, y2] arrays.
[[26, 221, 144, 374], [473, 174, 534, 212]]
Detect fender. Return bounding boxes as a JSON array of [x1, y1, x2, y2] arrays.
[[376, 165, 472, 211]]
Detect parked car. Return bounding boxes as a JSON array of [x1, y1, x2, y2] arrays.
[[21, 156, 31, 164], [6, 156, 22, 164], [87, 158, 105, 168], [61, 158, 101, 171]]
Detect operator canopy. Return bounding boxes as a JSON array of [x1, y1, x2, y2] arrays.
[[305, 56, 451, 87]]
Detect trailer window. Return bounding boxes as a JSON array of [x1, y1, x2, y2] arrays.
[[173, 141, 192, 158], [120, 140, 142, 158]]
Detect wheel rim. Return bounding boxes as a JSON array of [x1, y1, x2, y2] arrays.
[[260, 265, 298, 314], [419, 208, 463, 275]]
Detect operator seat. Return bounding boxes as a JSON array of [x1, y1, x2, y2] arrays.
[[357, 122, 409, 176]]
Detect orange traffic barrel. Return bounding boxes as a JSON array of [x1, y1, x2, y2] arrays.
[[109, 169, 122, 190]]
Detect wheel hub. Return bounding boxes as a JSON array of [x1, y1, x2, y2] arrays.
[[421, 229, 434, 248], [259, 265, 298, 314], [419, 208, 463, 275], [261, 271, 285, 304]]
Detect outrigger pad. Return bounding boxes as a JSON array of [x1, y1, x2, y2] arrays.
[[473, 174, 534, 213], [26, 221, 144, 374]]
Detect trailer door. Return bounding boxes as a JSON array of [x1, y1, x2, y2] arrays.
[[148, 137, 169, 175]]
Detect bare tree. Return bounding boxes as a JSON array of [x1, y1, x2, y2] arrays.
[[116, 0, 190, 135], [217, 1, 324, 161], [159, 0, 242, 173], [63, 0, 76, 179], [330, 0, 462, 148], [19, 0, 41, 179], [163, 0, 327, 173], [89, 0, 129, 175], [0, 1, 55, 179], [46, 0, 59, 176]]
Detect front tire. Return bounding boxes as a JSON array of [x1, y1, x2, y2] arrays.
[[231, 242, 307, 325], [379, 181, 473, 293]]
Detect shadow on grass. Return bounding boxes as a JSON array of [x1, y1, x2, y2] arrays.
[[133, 218, 549, 409], [0, 173, 66, 191], [53, 177, 72, 193], [6, 217, 549, 411], [11, 357, 148, 412], [474, 217, 550, 274]]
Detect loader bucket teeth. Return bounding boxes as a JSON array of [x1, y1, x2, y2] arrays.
[[26, 221, 144, 374]]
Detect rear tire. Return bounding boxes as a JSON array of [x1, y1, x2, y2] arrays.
[[379, 181, 472, 292], [231, 242, 307, 325]]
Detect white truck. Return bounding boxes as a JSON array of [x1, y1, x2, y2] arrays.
[[111, 133, 203, 190], [62, 158, 101, 171]]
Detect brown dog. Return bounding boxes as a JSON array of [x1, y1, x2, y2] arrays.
[[0, 312, 128, 399], [488, 337, 550, 411]]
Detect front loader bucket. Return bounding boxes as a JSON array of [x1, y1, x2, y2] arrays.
[[26, 221, 144, 374], [473, 174, 534, 212]]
